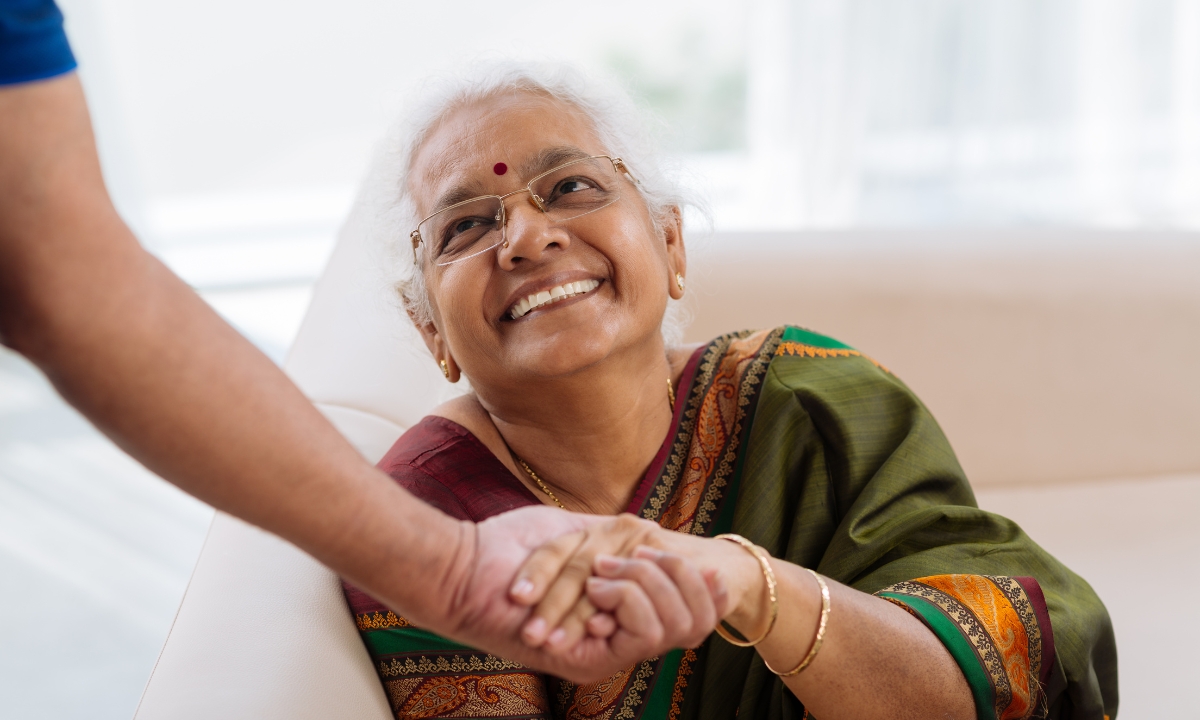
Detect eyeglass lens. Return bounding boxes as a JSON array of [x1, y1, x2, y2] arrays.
[[421, 156, 623, 266]]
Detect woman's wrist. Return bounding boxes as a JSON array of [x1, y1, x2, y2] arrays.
[[643, 530, 775, 637], [719, 547, 775, 639]]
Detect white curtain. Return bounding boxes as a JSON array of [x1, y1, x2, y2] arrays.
[[732, 0, 1200, 228]]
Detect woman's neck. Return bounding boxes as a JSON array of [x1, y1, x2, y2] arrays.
[[433, 342, 699, 515]]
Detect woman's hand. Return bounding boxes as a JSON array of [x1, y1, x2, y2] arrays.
[[510, 514, 767, 653], [439, 506, 728, 684], [511, 517, 976, 720]]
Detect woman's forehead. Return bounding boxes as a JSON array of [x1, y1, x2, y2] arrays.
[[409, 93, 604, 208]]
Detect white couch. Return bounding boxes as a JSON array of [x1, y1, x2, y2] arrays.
[[133, 212, 1200, 719]]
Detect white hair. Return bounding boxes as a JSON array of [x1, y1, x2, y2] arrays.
[[363, 61, 699, 346]]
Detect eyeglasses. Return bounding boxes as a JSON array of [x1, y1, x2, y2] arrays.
[[410, 155, 638, 266]]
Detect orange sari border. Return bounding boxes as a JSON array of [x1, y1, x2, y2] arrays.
[[646, 328, 781, 535], [879, 574, 1052, 720]]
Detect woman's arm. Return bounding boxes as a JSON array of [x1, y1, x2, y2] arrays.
[[707, 542, 975, 720], [513, 521, 973, 720]]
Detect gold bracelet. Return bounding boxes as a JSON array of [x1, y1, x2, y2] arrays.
[[764, 567, 830, 677], [712, 533, 778, 647]]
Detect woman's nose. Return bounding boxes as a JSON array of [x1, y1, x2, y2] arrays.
[[496, 196, 571, 268]]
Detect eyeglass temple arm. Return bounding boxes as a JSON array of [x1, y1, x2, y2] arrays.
[[612, 157, 640, 186]]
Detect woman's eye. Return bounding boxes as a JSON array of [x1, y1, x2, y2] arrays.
[[438, 216, 492, 253], [556, 178, 596, 195], [451, 218, 484, 235]]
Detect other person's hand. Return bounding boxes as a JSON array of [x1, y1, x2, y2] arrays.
[[433, 506, 727, 684], [509, 514, 766, 654]]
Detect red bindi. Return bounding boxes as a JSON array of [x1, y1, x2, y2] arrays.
[[493, 162, 508, 175]]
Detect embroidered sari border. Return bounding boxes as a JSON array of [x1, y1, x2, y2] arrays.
[[625, 343, 707, 514], [668, 648, 698, 720], [356, 610, 410, 631], [690, 328, 781, 537], [878, 592, 999, 720], [879, 573, 1055, 720], [643, 649, 684, 719], [615, 658, 659, 720], [377, 653, 528, 678], [1014, 576, 1056, 689], [985, 574, 1044, 703], [639, 335, 733, 525]]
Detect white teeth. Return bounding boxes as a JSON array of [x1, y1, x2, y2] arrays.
[[509, 279, 600, 319]]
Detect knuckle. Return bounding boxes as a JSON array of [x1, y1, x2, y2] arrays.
[[613, 514, 641, 530], [658, 552, 686, 574], [649, 624, 666, 647]]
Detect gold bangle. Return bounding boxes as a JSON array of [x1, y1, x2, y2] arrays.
[[712, 533, 778, 647], [764, 567, 830, 677]]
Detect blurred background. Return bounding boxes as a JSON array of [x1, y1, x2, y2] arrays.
[[1, 0, 1198, 717]]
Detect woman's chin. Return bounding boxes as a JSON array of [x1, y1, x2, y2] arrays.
[[493, 326, 629, 380]]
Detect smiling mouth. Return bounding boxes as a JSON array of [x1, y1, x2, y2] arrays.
[[508, 279, 601, 320]]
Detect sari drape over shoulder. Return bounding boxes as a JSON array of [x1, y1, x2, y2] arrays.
[[343, 327, 1118, 720]]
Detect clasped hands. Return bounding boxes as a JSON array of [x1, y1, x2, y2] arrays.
[[442, 506, 774, 684]]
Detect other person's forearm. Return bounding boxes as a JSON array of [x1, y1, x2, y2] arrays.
[[0, 74, 463, 627]]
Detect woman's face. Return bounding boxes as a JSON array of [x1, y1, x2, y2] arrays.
[[408, 92, 684, 391]]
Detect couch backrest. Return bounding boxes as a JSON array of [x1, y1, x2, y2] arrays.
[[680, 230, 1200, 487]]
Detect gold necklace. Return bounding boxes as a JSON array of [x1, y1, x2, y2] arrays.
[[515, 457, 566, 509], [514, 376, 676, 510]]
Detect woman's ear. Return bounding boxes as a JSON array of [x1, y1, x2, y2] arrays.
[[661, 206, 687, 300], [410, 311, 461, 383]]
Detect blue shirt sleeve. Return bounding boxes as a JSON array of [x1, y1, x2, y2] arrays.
[[0, 0, 76, 85]]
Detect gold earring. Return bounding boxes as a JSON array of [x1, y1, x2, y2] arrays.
[[675, 272, 686, 292], [439, 359, 450, 379]]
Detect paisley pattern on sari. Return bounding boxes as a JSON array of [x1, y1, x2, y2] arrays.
[[879, 575, 1055, 720], [342, 326, 1117, 720]]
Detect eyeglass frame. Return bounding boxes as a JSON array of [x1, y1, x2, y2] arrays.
[[409, 154, 639, 265]]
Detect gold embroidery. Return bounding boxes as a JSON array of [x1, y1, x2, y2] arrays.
[[356, 610, 410, 631], [389, 673, 548, 719], [987, 575, 1044, 700], [882, 579, 1015, 718], [689, 329, 780, 535], [668, 649, 698, 720], [656, 328, 780, 536], [563, 667, 633, 719], [378, 654, 526, 678], [643, 336, 735, 523], [613, 660, 657, 720]]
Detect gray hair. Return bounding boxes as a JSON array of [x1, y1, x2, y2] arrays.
[[364, 61, 698, 346]]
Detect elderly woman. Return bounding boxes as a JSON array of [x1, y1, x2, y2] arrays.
[[342, 65, 1116, 720]]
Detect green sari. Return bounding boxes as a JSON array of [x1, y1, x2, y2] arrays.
[[343, 326, 1117, 720]]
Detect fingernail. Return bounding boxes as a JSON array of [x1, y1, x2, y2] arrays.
[[595, 555, 623, 573], [523, 617, 547, 640], [587, 576, 614, 591], [547, 628, 567, 646], [511, 578, 535, 598]]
